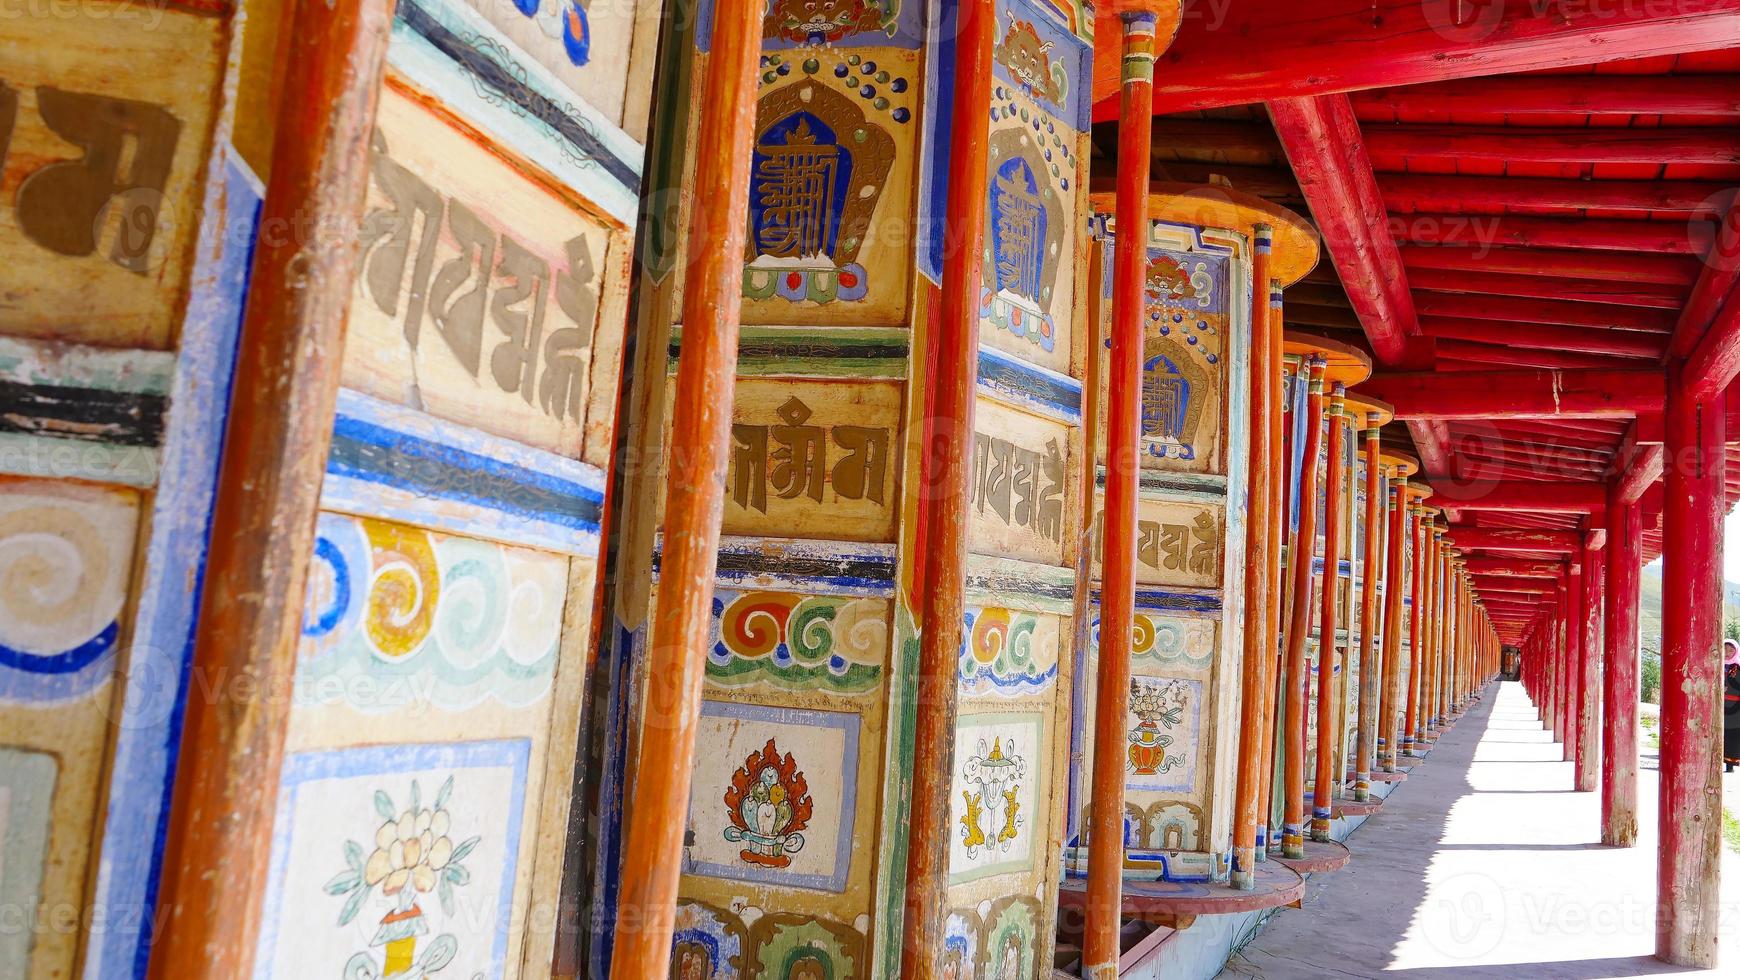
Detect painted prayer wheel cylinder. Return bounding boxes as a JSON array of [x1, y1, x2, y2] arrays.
[[1065, 185, 1318, 883], [596, 2, 1100, 975]]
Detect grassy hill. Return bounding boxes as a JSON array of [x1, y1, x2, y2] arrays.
[[1638, 565, 1740, 651]]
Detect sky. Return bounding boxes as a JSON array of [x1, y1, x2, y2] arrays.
[[1641, 508, 1740, 582]]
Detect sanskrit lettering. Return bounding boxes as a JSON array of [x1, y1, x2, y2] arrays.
[[972, 433, 1065, 545], [730, 396, 890, 514], [357, 130, 600, 423], [1127, 513, 1222, 577], [8, 84, 181, 274]]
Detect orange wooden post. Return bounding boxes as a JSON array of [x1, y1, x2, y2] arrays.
[[1657, 360, 1724, 967], [1351, 436, 1387, 796], [1311, 388, 1348, 840], [147, 3, 395, 974], [609, 0, 763, 973], [1281, 358, 1326, 858], [1082, 8, 1160, 972], [899, 0, 995, 970], [1602, 484, 1642, 846], [1404, 500, 1428, 755], [1232, 233, 1277, 888], [1378, 476, 1409, 772], [1256, 296, 1289, 853]]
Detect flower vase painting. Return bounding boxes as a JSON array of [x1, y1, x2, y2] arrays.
[[324, 776, 483, 979], [255, 741, 529, 980]]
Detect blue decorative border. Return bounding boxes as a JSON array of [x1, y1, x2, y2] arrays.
[[687, 700, 861, 893], [82, 153, 256, 980], [977, 345, 1082, 424], [390, 0, 645, 225], [656, 535, 898, 597], [257, 738, 531, 980], [323, 388, 605, 556]]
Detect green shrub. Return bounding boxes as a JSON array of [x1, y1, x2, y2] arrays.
[[1641, 647, 1662, 705]]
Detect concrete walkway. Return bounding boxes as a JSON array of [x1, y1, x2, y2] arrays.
[[1220, 681, 1740, 979]]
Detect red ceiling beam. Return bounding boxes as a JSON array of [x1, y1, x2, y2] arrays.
[[1401, 246, 1701, 288], [1364, 369, 1663, 419], [1409, 269, 1687, 310], [1449, 528, 1580, 553], [1350, 75, 1740, 119], [1438, 480, 1607, 514], [1434, 343, 1652, 372], [1666, 196, 1740, 362], [1683, 281, 1740, 401], [1464, 557, 1571, 578], [1365, 125, 1740, 166], [1382, 175, 1731, 217], [1415, 294, 1675, 334], [1267, 94, 1455, 476], [1422, 319, 1663, 360], [1393, 214, 1697, 254], [1268, 95, 1417, 366], [1115, 1, 1740, 117], [1473, 579, 1556, 596]]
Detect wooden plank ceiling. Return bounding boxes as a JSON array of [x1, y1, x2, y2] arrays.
[[1092, 49, 1740, 643]]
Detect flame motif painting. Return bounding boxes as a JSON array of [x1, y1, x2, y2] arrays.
[[723, 737, 815, 868]]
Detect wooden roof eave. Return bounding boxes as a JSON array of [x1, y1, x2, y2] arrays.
[[1088, 183, 1322, 286]]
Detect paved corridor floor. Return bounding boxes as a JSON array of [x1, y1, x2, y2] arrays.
[[1220, 681, 1740, 978]]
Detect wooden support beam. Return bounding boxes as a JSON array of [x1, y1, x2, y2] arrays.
[[1683, 290, 1740, 401], [1401, 245, 1702, 288], [1444, 481, 1607, 515], [1657, 361, 1724, 967], [1383, 174, 1732, 217], [901, 0, 994, 970], [1351, 75, 1740, 119], [1602, 485, 1641, 846], [1118, 1, 1740, 116], [1083, 8, 1164, 971], [1466, 557, 1570, 578], [1416, 293, 1676, 333], [1378, 477, 1408, 773], [1234, 237, 1280, 887], [1268, 95, 1417, 366], [1312, 391, 1350, 839], [610, 0, 762, 973], [1666, 195, 1740, 361], [1433, 342, 1652, 372], [1366, 125, 1740, 165], [1409, 268, 1689, 310], [1365, 369, 1664, 420], [1575, 541, 1604, 790], [148, 2, 395, 975], [1449, 528, 1580, 553], [1282, 359, 1328, 858], [1422, 318, 1667, 359]]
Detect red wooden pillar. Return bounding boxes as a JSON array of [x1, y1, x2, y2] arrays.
[[1233, 231, 1278, 888], [900, 0, 994, 970], [1563, 564, 1582, 763], [1576, 539, 1605, 792], [1602, 485, 1642, 846], [147, 2, 395, 974], [611, 1, 763, 973], [1657, 360, 1724, 968], [1312, 388, 1349, 839], [1282, 358, 1326, 858], [1424, 526, 1443, 732], [1378, 477, 1408, 773], [1083, 8, 1160, 971]]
